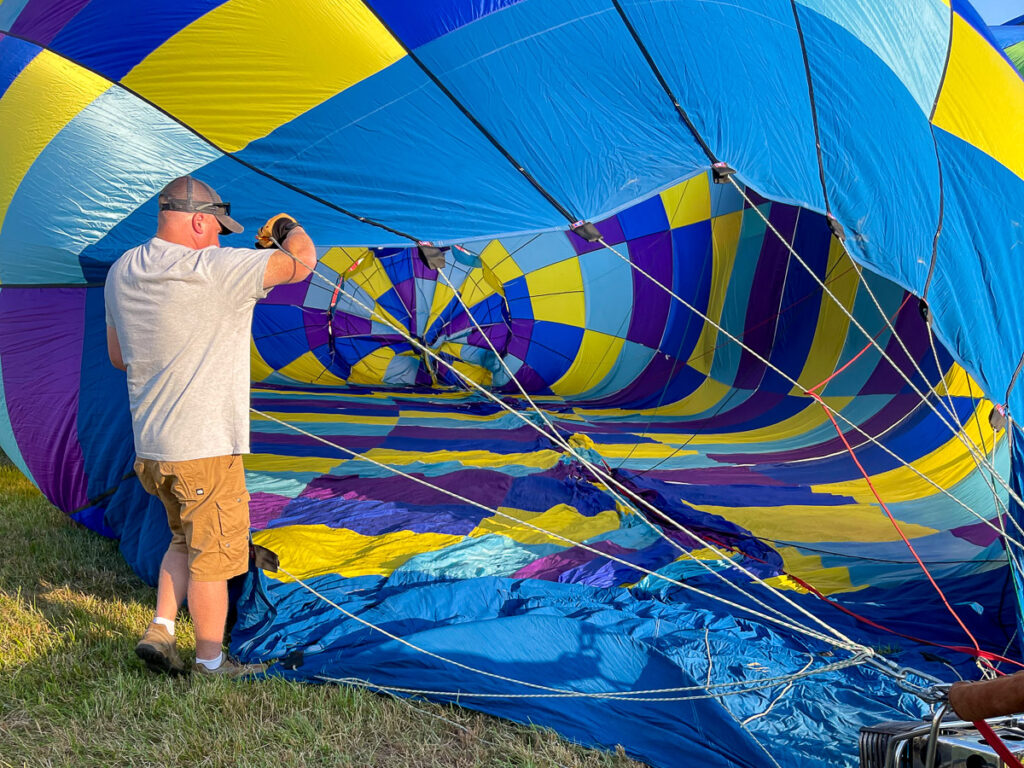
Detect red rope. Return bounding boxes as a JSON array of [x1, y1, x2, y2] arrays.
[[974, 719, 1024, 768], [808, 295, 911, 394], [800, 293, 1024, 676], [785, 573, 1023, 669], [810, 390, 987, 662]]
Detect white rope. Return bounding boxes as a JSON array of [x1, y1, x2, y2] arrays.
[[741, 656, 815, 726], [729, 177, 1024, 526], [269, 238, 868, 651], [429, 263, 866, 651], [254, 406, 865, 653], [314, 656, 867, 701], [594, 236, 1024, 557], [704, 626, 714, 688]]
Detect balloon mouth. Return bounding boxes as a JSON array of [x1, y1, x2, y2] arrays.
[[256, 173, 953, 414]]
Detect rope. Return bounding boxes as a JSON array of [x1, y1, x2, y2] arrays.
[[268, 235, 870, 653], [252, 406, 863, 653], [312, 672, 861, 702], [783, 571, 1024, 670], [592, 236, 1024, 561], [728, 177, 1024, 533], [1005, 351, 1024, 408], [428, 258, 866, 651], [741, 656, 814, 725], [313, 656, 866, 701]]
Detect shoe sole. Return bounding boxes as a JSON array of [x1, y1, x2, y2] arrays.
[[135, 644, 188, 677]]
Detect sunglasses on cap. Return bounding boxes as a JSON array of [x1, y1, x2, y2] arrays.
[[157, 175, 243, 234], [158, 198, 232, 216]]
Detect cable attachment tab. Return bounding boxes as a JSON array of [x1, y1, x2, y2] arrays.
[[826, 213, 847, 242], [711, 162, 736, 184], [991, 403, 1008, 432], [570, 221, 602, 243], [250, 542, 280, 572], [417, 241, 447, 270], [918, 299, 931, 325]]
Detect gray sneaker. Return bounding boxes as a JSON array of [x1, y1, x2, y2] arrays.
[[192, 654, 266, 679], [135, 622, 187, 677]]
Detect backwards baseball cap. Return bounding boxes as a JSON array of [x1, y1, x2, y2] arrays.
[[157, 175, 243, 235]]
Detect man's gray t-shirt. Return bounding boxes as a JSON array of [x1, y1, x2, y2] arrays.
[[104, 237, 272, 461]]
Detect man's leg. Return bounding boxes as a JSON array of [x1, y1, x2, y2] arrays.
[[155, 549, 188, 621], [134, 460, 188, 675], [189, 578, 228, 660], [185, 457, 263, 677]]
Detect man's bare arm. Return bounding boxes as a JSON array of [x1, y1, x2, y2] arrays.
[[107, 325, 126, 371], [263, 227, 316, 289]]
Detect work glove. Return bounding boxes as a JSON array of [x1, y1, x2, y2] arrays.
[[255, 213, 300, 248]]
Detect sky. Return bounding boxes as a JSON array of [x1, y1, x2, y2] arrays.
[[973, 0, 1024, 24]]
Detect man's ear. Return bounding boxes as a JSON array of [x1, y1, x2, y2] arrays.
[[191, 213, 205, 234]]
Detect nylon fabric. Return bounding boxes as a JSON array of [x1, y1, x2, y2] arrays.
[[2, 4, 1024, 767], [122, 0, 405, 153], [932, 11, 1024, 179], [1, 85, 222, 284]]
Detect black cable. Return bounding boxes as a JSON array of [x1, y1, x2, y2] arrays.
[[788, 1, 832, 216], [0, 29, 422, 245], [357, 9, 579, 225], [610, 0, 719, 165]]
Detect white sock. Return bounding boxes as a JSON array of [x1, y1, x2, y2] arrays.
[[195, 652, 224, 670], [152, 616, 175, 636]]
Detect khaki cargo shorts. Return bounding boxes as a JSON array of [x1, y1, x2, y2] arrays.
[[134, 454, 250, 581]]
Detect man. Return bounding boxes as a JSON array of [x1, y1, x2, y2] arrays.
[[105, 175, 316, 676]]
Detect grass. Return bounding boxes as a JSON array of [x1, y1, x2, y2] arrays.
[[0, 453, 642, 768]]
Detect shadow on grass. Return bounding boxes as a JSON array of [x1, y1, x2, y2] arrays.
[[0, 450, 160, 670]]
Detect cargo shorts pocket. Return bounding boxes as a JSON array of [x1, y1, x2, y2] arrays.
[[215, 491, 250, 544], [213, 487, 251, 577]]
